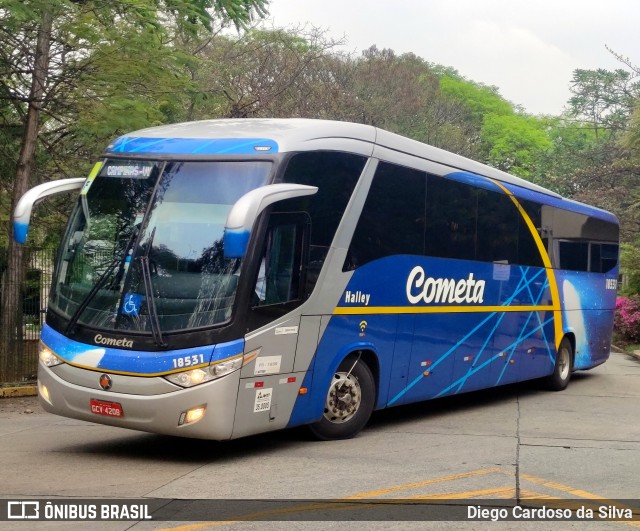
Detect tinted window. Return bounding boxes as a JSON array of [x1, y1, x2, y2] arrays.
[[552, 206, 619, 272], [425, 176, 477, 261], [350, 171, 552, 268], [279, 151, 365, 291], [345, 165, 619, 273], [254, 214, 308, 307], [476, 190, 518, 263], [559, 241, 619, 273], [346, 162, 426, 269], [517, 199, 545, 267], [597, 243, 619, 273], [281, 152, 365, 246], [559, 241, 589, 271]]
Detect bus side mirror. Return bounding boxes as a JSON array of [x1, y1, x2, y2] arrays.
[[223, 184, 318, 258], [13, 178, 87, 244]]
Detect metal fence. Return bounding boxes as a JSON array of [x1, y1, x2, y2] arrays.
[[0, 247, 56, 384]]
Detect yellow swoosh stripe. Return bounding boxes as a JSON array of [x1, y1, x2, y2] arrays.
[[57, 354, 242, 378], [487, 179, 563, 349], [334, 305, 555, 315]]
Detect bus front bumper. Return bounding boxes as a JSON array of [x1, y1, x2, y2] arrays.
[[38, 362, 240, 440]]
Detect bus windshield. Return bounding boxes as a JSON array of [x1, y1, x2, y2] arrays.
[[50, 159, 272, 334]]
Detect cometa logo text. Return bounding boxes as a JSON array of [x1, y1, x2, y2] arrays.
[[94, 334, 134, 348], [406, 266, 485, 305]]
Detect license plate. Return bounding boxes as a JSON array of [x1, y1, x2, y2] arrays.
[[90, 399, 123, 418]]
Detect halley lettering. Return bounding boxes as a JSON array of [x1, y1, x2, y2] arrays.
[[94, 334, 134, 348], [406, 266, 485, 304], [344, 290, 371, 306]]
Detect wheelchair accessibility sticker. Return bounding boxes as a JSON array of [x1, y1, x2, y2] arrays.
[[122, 293, 143, 316]]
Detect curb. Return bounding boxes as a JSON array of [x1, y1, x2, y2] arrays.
[[629, 351, 640, 361], [611, 345, 640, 361], [0, 386, 38, 398]]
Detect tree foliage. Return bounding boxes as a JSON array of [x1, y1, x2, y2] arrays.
[[568, 68, 639, 137], [481, 113, 552, 177], [0, 0, 269, 382]]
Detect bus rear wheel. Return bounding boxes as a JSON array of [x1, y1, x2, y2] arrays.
[[308, 356, 375, 441], [545, 337, 573, 391]]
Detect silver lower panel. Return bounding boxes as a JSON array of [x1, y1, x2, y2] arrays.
[[38, 362, 240, 440]]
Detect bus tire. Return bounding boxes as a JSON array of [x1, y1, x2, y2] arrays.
[[308, 356, 375, 441], [545, 337, 573, 391]]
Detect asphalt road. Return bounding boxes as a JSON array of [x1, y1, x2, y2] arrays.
[[1, 351, 640, 530]]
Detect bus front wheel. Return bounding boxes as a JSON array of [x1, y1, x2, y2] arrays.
[[545, 337, 573, 391], [308, 356, 375, 441]]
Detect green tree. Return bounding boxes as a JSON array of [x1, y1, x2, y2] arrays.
[[438, 73, 514, 125], [187, 27, 349, 120], [625, 105, 640, 152], [480, 113, 552, 178], [620, 243, 640, 294], [568, 68, 640, 138], [348, 49, 490, 158], [0, 0, 268, 382], [551, 66, 640, 248]]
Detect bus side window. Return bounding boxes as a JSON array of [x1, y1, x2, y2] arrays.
[[345, 162, 426, 269], [279, 151, 366, 286], [253, 213, 310, 308], [558, 240, 589, 271], [597, 243, 619, 273]]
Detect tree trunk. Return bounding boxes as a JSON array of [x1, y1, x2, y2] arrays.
[[0, 10, 53, 383]]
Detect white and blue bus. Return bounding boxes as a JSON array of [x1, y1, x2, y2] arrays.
[[14, 119, 619, 440]]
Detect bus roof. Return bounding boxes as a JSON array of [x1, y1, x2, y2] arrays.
[[106, 118, 615, 221]]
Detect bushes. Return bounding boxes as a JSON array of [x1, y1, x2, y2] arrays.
[[614, 296, 640, 342]]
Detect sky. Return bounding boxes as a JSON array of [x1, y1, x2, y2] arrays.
[[260, 0, 639, 116]]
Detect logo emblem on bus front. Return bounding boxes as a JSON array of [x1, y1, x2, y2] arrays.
[[99, 374, 112, 391]]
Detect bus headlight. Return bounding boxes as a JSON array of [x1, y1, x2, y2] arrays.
[[165, 356, 242, 388], [39, 342, 64, 367]]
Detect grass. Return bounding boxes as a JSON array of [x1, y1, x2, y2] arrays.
[[612, 331, 640, 353]]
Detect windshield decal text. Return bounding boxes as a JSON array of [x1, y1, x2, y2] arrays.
[[105, 164, 154, 179]]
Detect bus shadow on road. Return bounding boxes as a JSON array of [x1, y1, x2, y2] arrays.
[[61, 421, 309, 463], [366, 371, 597, 432], [61, 372, 598, 461]]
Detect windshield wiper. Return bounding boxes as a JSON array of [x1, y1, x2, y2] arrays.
[[139, 228, 166, 348], [139, 255, 166, 348], [64, 226, 140, 336], [64, 256, 120, 336]]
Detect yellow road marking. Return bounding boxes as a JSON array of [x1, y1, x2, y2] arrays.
[[519, 489, 563, 500], [153, 523, 235, 531], [409, 487, 516, 500], [150, 468, 639, 530], [520, 473, 606, 500], [346, 467, 502, 499]]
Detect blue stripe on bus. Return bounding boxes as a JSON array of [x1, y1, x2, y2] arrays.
[[12, 221, 29, 244], [445, 171, 503, 193], [287, 256, 559, 427], [106, 136, 279, 155], [444, 169, 618, 223], [286, 255, 617, 428], [40, 324, 244, 376]]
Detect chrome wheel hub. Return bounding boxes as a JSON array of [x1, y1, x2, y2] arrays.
[[558, 347, 570, 380], [323, 372, 362, 424]]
